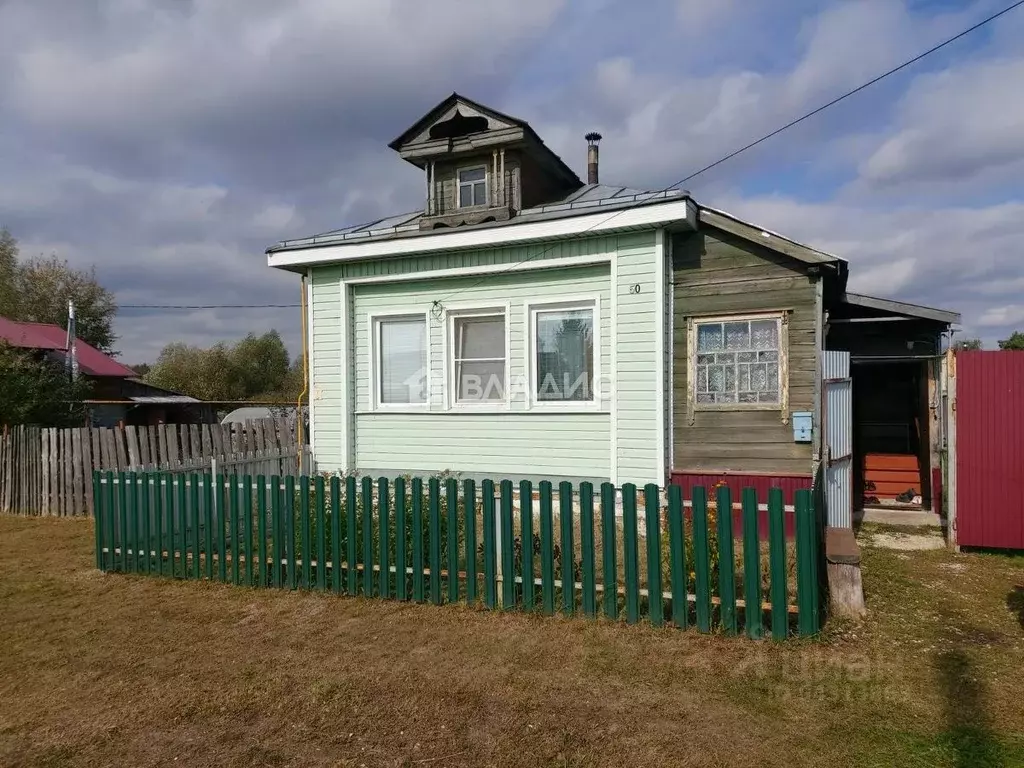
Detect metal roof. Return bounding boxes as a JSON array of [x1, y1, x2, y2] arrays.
[[699, 205, 844, 266], [128, 395, 201, 404], [0, 317, 137, 377], [842, 293, 960, 325], [268, 185, 688, 253]]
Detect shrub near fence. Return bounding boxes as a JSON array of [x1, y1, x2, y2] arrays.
[[93, 472, 823, 638]]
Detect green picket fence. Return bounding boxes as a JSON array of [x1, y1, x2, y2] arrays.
[[92, 472, 823, 638]]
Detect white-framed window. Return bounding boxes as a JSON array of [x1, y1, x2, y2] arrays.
[[691, 313, 785, 408], [457, 166, 488, 208], [528, 298, 599, 407], [447, 307, 508, 406], [372, 313, 428, 408]]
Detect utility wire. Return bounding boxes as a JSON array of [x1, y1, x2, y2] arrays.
[[432, 0, 1024, 306], [119, 303, 300, 309], [117, 0, 1022, 315]]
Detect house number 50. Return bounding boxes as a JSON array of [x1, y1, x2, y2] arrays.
[[628, 283, 641, 294]]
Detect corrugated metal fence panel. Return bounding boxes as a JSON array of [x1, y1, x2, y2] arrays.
[[823, 351, 853, 528], [956, 351, 1024, 549]]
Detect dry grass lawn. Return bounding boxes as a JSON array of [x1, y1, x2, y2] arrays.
[[0, 516, 1021, 767]]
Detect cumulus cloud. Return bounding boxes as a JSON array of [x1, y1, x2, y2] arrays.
[[1, 0, 1023, 360]]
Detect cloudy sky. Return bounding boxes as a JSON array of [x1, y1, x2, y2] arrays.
[[2, 0, 1022, 362]]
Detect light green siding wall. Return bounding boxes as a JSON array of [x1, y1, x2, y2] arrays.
[[307, 232, 664, 484], [613, 232, 662, 483]]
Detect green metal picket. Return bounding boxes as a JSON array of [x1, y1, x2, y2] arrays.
[[271, 476, 282, 589], [579, 482, 595, 618], [117, 471, 128, 572], [104, 471, 116, 572], [394, 477, 408, 601], [411, 477, 424, 602], [191, 474, 202, 580], [316, 476, 327, 592], [667, 484, 687, 628], [622, 483, 639, 625], [768, 487, 788, 640], [463, 479, 477, 605], [539, 481, 555, 615], [519, 480, 534, 612], [346, 476, 358, 596], [742, 488, 763, 639], [716, 485, 737, 635], [481, 479, 496, 609], [500, 480, 515, 610], [285, 475, 296, 590], [378, 477, 390, 599], [447, 478, 459, 605], [692, 486, 711, 633], [93, 473, 103, 571], [257, 475, 267, 588], [644, 483, 663, 627], [167, 475, 178, 578], [204, 474, 214, 580], [600, 483, 617, 620], [429, 478, 442, 605], [141, 475, 152, 575], [300, 475, 311, 589], [559, 481, 575, 616], [330, 476, 342, 594], [796, 490, 817, 637], [361, 476, 373, 596]]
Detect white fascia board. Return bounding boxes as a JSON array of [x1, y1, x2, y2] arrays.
[[268, 198, 696, 269]]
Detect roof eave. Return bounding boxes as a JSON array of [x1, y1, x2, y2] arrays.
[[267, 196, 697, 270], [842, 292, 960, 325]]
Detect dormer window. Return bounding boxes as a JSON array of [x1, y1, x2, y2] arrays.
[[458, 167, 488, 208]]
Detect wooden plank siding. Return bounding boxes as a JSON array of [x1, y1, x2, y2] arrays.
[[671, 228, 819, 475]]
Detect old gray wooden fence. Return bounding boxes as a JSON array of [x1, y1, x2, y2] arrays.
[[0, 419, 309, 517]]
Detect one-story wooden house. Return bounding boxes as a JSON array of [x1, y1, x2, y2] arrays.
[[267, 93, 959, 523], [0, 316, 214, 427]]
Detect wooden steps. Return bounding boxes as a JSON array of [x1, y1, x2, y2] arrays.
[[862, 453, 921, 502]]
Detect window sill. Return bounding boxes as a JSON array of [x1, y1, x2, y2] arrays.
[[693, 403, 782, 412], [355, 408, 611, 417]]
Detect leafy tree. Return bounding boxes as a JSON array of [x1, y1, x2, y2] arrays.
[[146, 331, 298, 401], [127, 362, 152, 378], [0, 228, 118, 353], [953, 338, 983, 351], [998, 331, 1024, 351], [0, 229, 18, 318], [0, 342, 92, 426]]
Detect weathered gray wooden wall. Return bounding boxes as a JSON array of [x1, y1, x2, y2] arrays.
[[671, 228, 819, 475]]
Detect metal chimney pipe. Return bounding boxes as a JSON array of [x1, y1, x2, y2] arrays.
[[585, 132, 602, 185]]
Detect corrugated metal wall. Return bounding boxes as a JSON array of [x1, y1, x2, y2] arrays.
[[823, 351, 853, 528], [955, 351, 1024, 549]]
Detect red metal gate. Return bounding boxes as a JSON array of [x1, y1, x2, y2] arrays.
[[955, 351, 1024, 549]]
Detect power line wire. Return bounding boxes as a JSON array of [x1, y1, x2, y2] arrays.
[[120, 303, 300, 309], [432, 0, 1023, 306]]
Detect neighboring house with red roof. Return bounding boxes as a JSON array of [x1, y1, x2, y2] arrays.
[[0, 316, 213, 427]]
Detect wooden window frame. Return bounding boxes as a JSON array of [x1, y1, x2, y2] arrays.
[[456, 165, 489, 209], [686, 311, 790, 422]]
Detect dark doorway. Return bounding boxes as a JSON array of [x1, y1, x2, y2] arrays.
[[852, 361, 931, 510]]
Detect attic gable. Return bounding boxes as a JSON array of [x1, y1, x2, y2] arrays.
[[388, 93, 525, 152]]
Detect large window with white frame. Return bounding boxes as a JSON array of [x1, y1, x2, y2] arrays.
[[692, 314, 784, 407], [530, 300, 597, 405], [449, 309, 507, 404], [374, 314, 428, 407], [457, 166, 488, 208]]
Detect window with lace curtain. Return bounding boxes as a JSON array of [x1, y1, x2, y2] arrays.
[[693, 314, 784, 407]]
